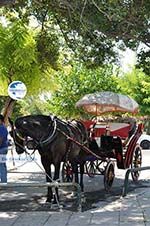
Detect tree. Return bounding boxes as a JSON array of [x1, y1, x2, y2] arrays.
[[117, 68, 150, 115], [3, 0, 150, 70], [0, 0, 15, 7], [136, 50, 150, 75], [47, 63, 119, 119], [0, 19, 57, 122], [1, 1, 149, 120], [15, 94, 51, 117]]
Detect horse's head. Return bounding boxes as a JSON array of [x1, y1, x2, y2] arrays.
[[9, 115, 54, 154], [9, 117, 26, 154]]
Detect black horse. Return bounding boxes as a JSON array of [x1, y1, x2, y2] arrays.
[[9, 115, 89, 203]]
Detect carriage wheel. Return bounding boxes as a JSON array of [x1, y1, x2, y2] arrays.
[[104, 161, 115, 191], [61, 162, 73, 182], [131, 144, 142, 182], [85, 161, 96, 177]]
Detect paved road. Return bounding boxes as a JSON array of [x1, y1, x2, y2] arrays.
[[0, 149, 150, 225]]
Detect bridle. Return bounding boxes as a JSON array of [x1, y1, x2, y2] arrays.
[[10, 116, 58, 154], [38, 118, 57, 147], [11, 126, 27, 153]]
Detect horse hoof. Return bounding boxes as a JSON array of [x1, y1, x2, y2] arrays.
[[52, 203, 59, 209], [42, 202, 52, 210], [52, 199, 59, 204], [43, 202, 51, 206], [46, 198, 52, 203]]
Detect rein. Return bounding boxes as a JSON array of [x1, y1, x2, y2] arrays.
[[12, 116, 94, 158], [11, 127, 27, 153], [57, 127, 104, 160]]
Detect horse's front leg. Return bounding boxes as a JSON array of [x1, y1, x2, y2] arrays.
[[53, 162, 61, 204], [40, 155, 53, 203], [79, 161, 85, 192]]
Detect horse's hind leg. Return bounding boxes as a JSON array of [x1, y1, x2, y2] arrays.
[[41, 155, 53, 203], [71, 161, 79, 184], [79, 162, 85, 192]]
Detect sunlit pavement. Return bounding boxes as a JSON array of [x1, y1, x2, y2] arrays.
[[0, 148, 150, 225]]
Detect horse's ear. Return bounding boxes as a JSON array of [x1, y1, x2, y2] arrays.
[[8, 117, 14, 127]]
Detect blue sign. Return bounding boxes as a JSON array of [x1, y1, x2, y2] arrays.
[[8, 81, 27, 100]]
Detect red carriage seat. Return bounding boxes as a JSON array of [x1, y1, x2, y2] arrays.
[[100, 135, 124, 162], [100, 135, 114, 151]]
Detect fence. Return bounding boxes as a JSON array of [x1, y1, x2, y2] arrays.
[[0, 171, 82, 211], [122, 166, 150, 197]]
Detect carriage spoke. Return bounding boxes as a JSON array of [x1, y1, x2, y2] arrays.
[[62, 162, 73, 182], [85, 161, 96, 177], [104, 161, 115, 192]]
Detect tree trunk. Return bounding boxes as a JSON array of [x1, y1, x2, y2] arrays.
[[1, 97, 15, 125], [0, 0, 15, 7]]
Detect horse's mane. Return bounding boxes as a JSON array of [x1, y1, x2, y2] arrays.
[[15, 115, 51, 127]]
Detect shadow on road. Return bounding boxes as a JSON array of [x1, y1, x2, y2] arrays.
[[1, 171, 150, 212]]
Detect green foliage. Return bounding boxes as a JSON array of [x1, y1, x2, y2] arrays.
[[47, 63, 119, 119], [0, 20, 37, 93], [0, 18, 59, 118], [117, 69, 150, 115], [0, 19, 57, 97], [15, 95, 50, 117], [36, 29, 60, 70], [3, 0, 149, 71], [0, 2, 149, 119], [137, 50, 150, 75]]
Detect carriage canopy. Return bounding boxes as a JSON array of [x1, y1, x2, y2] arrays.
[[76, 91, 139, 115]]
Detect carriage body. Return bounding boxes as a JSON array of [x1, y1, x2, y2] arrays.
[[62, 118, 143, 191], [83, 119, 142, 165]]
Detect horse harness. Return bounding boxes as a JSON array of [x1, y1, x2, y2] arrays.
[[11, 116, 86, 158]]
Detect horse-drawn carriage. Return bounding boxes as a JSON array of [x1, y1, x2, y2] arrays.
[[9, 91, 143, 204], [61, 117, 142, 190], [61, 91, 142, 191]]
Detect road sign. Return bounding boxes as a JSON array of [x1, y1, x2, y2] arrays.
[[8, 81, 27, 100]]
